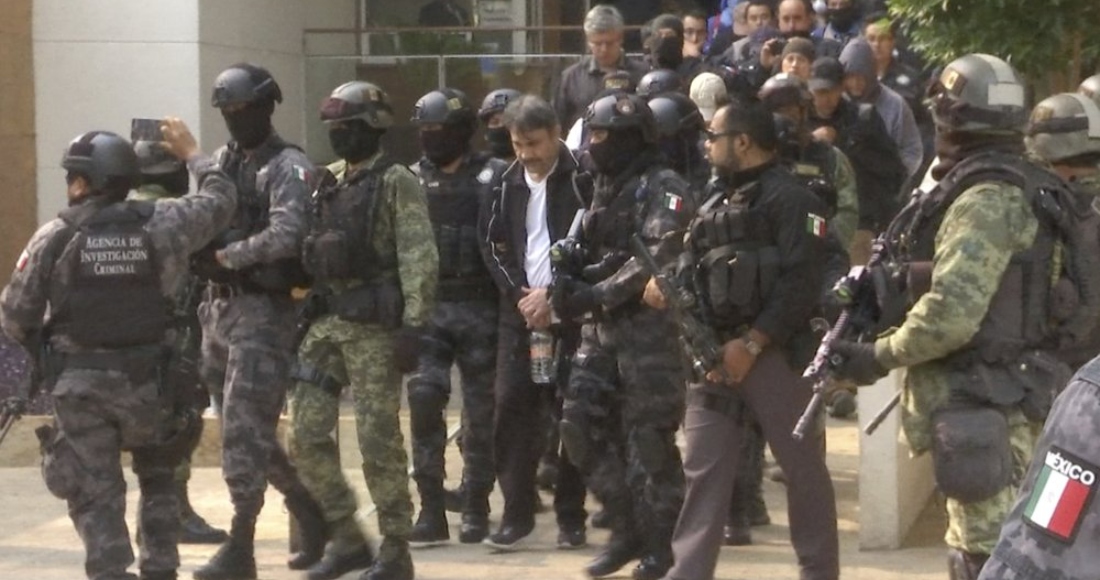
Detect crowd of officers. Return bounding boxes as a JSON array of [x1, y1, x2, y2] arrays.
[[4, 2, 1100, 580]]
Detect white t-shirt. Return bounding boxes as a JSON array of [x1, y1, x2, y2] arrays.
[[524, 167, 555, 288]]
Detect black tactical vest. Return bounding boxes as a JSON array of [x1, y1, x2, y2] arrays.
[[780, 141, 839, 217], [686, 178, 780, 330], [901, 152, 1091, 362], [206, 139, 311, 292], [418, 153, 498, 301], [584, 167, 681, 261], [56, 201, 167, 348], [304, 159, 396, 282]]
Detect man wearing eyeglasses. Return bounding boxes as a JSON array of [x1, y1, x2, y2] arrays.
[[552, 5, 648, 130], [645, 101, 840, 580]]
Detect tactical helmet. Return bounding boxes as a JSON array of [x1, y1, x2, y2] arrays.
[[133, 140, 182, 176], [478, 88, 522, 121], [758, 73, 812, 111], [1079, 74, 1100, 108], [319, 81, 394, 129], [584, 92, 658, 143], [637, 69, 682, 98], [61, 131, 138, 191], [647, 93, 704, 139], [1026, 92, 1100, 163], [411, 88, 477, 127], [927, 53, 1027, 134], [211, 63, 283, 108]]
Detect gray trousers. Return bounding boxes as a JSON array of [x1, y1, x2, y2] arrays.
[[666, 349, 839, 580]]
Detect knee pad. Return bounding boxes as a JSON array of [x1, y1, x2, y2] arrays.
[[558, 417, 590, 470], [36, 425, 82, 501], [407, 381, 448, 415]]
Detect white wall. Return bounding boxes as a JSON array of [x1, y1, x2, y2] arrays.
[[33, 0, 202, 222]]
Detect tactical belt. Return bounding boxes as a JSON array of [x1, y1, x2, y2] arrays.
[[689, 389, 743, 420]]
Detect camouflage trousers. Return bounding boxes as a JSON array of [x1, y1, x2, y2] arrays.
[[46, 367, 182, 580], [944, 409, 1041, 554], [199, 293, 305, 518], [563, 308, 687, 558], [289, 314, 414, 538], [407, 300, 498, 501]]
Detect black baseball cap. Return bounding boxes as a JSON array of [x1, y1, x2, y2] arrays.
[[809, 57, 845, 92]]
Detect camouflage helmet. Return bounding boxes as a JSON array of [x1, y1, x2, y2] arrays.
[[1079, 74, 1100, 108], [758, 72, 812, 112], [637, 69, 682, 98], [584, 92, 658, 143], [211, 63, 283, 108], [1026, 92, 1100, 163], [319, 81, 394, 129], [927, 53, 1028, 134], [411, 88, 477, 127], [61, 131, 138, 191], [647, 93, 704, 139], [478, 88, 522, 122]]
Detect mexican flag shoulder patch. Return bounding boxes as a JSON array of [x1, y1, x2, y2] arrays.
[[292, 165, 311, 183], [664, 192, 683, 212], [1023, 446, 1098, 544], [807, 213, 827, 238]]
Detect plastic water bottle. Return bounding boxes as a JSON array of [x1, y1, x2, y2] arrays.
[[530, 330, 556, 385]]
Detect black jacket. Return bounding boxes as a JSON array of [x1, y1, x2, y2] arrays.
[[481, 143, 591, 305]]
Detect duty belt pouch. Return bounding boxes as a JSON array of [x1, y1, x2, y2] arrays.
[[931, 403, 1013, 503], [703, 247, 758, 315], [306, 231, 352, 280], [1015, 351, 1073, 421]]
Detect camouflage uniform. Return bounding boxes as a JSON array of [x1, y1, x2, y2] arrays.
[[199, 133, 315, 535], [290, 151, 437, 543], [979, 358, 1100, 580], [562, 159, 692, 574], [874, 182, 1042, 555], [407, 153, 501, 540], [0, 155, 236, 580]]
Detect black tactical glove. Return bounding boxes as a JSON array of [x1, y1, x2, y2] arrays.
[[394, 326, 424, 375], [831, 340, 888, 386], [2, 397, 27, 420], [552, 278, 601, 321]]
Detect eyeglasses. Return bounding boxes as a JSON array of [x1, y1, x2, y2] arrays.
[[704, 129, 738, 141]]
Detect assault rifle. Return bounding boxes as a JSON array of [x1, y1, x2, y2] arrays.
[[630, 234, 729, 384]]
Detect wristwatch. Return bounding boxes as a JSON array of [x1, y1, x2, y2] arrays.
[[742, 335, 764, 357]]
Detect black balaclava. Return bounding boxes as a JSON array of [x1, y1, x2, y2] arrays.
[[141, 167, 190, 197], [223, 100, 275, 149], [329, 120, 384, 164], [588, 127, 648, 177], [485, 126, 514, 158], [826, 4, 859, 31], [420, 122, 474, 166], [652, 36, 685, 70]]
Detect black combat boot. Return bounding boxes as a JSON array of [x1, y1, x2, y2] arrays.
[[285, 487, 329, 570], [360, 537, 414, 580], [409, 487, 449, 547], [948, 549, 989, 580], [632, 522, 675, 580], [307, 516, 375, 580], [192, 513, 257, 580], [584, 521, 643, 578], [444, 484, 464, 514], [176, 481, 229, 544], [458, 485, 490, 544]]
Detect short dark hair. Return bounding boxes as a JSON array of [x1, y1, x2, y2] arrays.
[[862, 11, 898, 35], [747, 0, 776, 13], [683, 8, 708, 22], [501, 95, 559, 134], [720, 102, 778, 152]]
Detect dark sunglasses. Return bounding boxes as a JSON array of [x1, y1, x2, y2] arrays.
[[703, 129, 739, 141]]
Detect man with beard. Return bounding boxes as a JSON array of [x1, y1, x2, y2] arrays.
[[194, 63, 327, 580], [292, 81, 438, 580], [480, 95, 591, 552], [812, 0, 862, 46], [760, 0, 842, 71], [829, 54, 1076, 580], [407, 88, 503, 548], [645, 100, 839, 580], [552, 91, 692, 580]]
